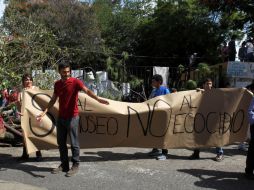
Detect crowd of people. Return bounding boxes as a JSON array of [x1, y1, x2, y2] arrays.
[[220, 36, 254, 62], [0, 63, 254, 179], [0, 84, 21, 146]]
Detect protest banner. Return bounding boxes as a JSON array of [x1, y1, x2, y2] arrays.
[[21, 88, 252, 154]]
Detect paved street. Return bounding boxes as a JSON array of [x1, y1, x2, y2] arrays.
[[0, 145, 253, 190]]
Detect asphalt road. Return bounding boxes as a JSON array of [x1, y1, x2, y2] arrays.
[[0, 145, 253, 190]]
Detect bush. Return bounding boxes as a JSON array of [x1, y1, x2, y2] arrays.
[[185, 80, 197, 90]]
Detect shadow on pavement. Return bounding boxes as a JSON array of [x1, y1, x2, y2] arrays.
[[0, 153, 51, 178], [168, 154, 212, 160], [82, 151, 151, 162], [178, 168, 254, 190]]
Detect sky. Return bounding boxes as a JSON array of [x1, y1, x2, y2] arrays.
[[0, 0, 6, 18]]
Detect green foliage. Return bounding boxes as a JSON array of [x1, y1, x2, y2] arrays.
[[196, 62, 212, 85], [106, 56, 121, 81], [185, 79, 197, 90], [199, 0, 254, 37], [0, 79, 11, 90], [33, 70, 60, 90], [0, 0, 107, 89], [178, 64, 185, 73], [136, 0, 224, 65], [2, 0, 105, 69], [31, 0, 104, 66], [98, 90, 122, 101], [1, 0, 254, 90], [93, 0, 153, 54], [197, 63, 211, 76], [0, 0, 61, 87], [129, 75, 143, 89]]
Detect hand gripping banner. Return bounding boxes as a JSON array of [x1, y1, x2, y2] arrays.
[[21, 88, 252, 154]]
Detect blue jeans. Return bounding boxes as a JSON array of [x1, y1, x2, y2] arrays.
[[216, 147, 223, 155], [57, 116, 80, 165]]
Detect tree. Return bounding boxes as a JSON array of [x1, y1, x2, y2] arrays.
[[93, 0, 154, 54], [196, 62, 211, 85], [2, 0, 105, 70], [199, 0, 254, 37], [93, 0, 151, 87], [0, 0, 108, 89], [0, 0, 60, 87], [135, 0, 226, 67]]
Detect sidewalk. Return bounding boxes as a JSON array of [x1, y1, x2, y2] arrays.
[[0, 145, 253, 190], [0, 180, 47, 190]]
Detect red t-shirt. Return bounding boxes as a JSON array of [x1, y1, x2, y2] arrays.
[[54, 77, 85, 119], [2, 89, 8, 99], [9, 91, 19, 103]]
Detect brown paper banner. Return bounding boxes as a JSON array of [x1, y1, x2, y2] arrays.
[[21, 88, 252, 154]]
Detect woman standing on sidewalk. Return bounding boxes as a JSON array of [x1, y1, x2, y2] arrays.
[[17, 73, 42, 162]]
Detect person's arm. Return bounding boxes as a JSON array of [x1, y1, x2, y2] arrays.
[[81, 86, 109, 105], [36, 93, 58, 121], [196, 88, 205, 92]]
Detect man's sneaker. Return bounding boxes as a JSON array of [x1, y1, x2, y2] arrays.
[[51, 163, 69, 174], [35, 155, 43, 162], [156, 154, 167, 160], [238, 143, 248, 152], [65, 163, 79, 177], [188, 153, 200, 160], [148, 149, 162, 157], [215, 154, 224, 162]]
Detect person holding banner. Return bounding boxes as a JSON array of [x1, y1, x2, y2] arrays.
[[189, 78, 224, 162], [245, 83, 254, 179], [148, 74, 170, 160], [17, 74, 43, 162], [37, 61, 109, 177]]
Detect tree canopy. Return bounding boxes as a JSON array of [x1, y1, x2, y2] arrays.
[[199, 0, 254, 37], [0, 0, 254, 89]]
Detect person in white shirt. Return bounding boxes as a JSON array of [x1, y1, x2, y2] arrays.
[[246, 39, 254, 62]]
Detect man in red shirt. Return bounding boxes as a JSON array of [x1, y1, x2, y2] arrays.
[[38, 61, 109, 177]]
